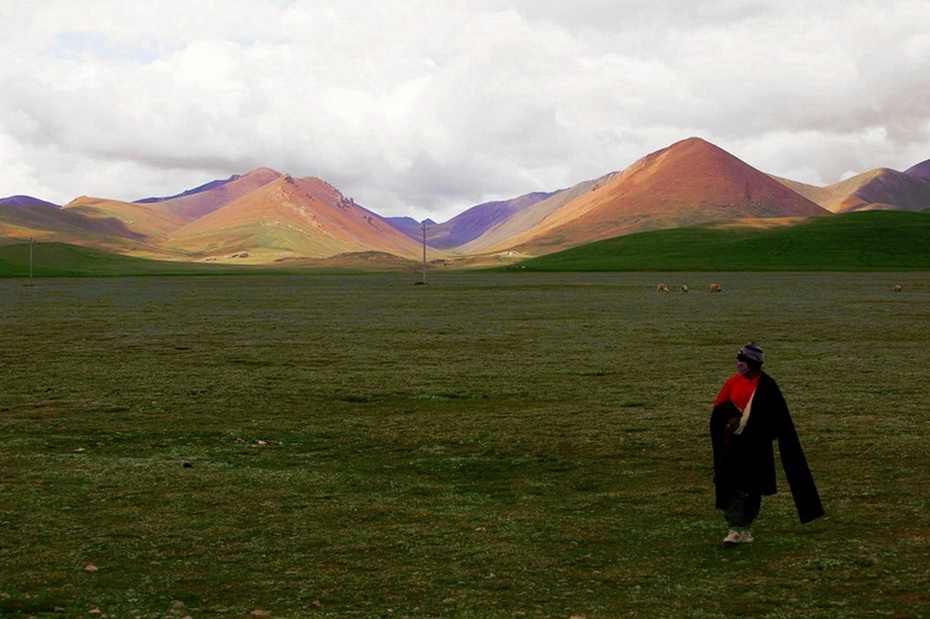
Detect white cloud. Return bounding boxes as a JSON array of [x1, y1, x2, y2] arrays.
[[1, 0, 929, 221]]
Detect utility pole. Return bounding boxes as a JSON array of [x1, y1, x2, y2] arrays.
[[420, 221, 428, 285]]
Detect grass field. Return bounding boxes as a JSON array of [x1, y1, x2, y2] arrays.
[[0, 243, 243, 277], [4, 211, 930, 279], [1, 272, 928, 617], [514, 211, 930, 272], [0, 243, 420, 279]]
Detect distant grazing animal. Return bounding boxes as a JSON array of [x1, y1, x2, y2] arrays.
[[894, 284, 904, 292], [709, 283, 722, 293], [680, 285, 689, 293], [657, 283, 670, 293]]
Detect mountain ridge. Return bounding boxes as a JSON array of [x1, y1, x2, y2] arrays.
[[3, 137, 929, 263], [774, 164, 930, 214], [467, 137, 829, 255], [164, 173, 426, 260]]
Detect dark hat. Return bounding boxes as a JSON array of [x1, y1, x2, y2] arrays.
[[738, 342, 765, 364]]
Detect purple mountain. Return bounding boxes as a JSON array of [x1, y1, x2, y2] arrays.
[[0, 195, 61, 208]]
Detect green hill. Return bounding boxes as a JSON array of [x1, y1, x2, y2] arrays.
[[6, 210, 930, 276], [0, 242, 417, 277], [510, 210, 930, 271], [0, 242, 251, 277]]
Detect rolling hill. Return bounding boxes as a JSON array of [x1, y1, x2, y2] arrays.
[[510, 210, 930, 271], [3, 169, 425, 262], [452, 176, 610, 255], [132, 167, 284, 222], [0, 242, 239, 277], [0, 196, 61, 209], [777, 165, 930, 213], [386, 191, 560, 250], [466, 137, 830, 256], [906, 159, 930, 180], [3, 137, 929, 268], [0, 242, 419, 277], [62, 196, 188, 241], [0, 199, 157, 254], [165, 174, 425, 260]]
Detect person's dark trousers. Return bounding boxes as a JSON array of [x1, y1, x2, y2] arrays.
[[724, 491, 761, 532]]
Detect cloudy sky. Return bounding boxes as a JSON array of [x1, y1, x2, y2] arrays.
[[2, 0, 929, 222]]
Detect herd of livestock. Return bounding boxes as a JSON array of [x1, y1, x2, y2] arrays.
[[656, 283, 907, 293], [655, 283, 722, 293]]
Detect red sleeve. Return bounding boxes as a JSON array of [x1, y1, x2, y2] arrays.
[[713, 375, 737, 408]]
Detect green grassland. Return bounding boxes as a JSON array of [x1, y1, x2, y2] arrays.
[[1, 272, 928, 617], [0, 243, 245, 277], [514, 211, 930, 271], [0, 243, 417, 278], [4, 210, 930, 278]]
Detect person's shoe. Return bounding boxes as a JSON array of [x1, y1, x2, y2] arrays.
[[723, 530, 742, 544], [723, 530, 754, 544]]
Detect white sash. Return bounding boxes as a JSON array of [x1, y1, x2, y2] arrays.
[[732, 388, 757, 436]]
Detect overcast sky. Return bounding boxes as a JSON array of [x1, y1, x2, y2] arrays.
[[2, 0, 929, 222]]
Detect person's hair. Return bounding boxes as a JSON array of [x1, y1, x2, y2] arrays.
[[738, 354, 763, 371]]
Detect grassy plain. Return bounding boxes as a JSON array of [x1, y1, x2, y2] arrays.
[[0, 243, 242, 277], [1, 272, 928, 617], [515, 211, 930, 271], [0, 243, 419, 278]]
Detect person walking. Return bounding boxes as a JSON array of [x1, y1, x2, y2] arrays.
[[710, 343, 824, 544]]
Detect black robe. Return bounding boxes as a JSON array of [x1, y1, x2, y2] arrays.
[[710, 372, 824, 524]]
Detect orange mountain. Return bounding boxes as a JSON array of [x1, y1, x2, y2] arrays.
[[54, 168, 288, 248], [0, 199, 149, 251], [777, 167, 930, 213], [63, 196, 187, 239], [138, 167, 284, 222], [471, 137, 830, 255], [165, 173, 425, 261]]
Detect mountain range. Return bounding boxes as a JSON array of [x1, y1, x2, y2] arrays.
[[2, 137, 928, 264]]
